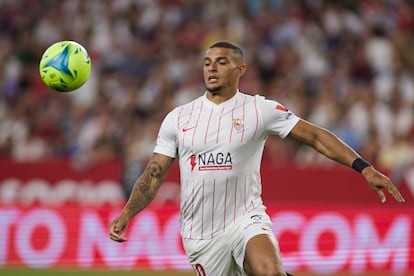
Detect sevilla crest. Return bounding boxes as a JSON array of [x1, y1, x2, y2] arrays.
[[232, 118, 244, 131]]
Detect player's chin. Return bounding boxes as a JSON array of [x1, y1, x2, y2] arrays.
[[206, 85, 222, 93]]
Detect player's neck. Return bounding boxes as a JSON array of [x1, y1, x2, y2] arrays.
[[206, 89, 237, 105]]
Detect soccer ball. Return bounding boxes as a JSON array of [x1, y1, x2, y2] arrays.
[[39, 41, 92, 92]]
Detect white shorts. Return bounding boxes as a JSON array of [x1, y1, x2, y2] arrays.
[[182, 208, 280, 276]]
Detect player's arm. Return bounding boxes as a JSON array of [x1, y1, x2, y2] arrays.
[[288, 119, 405, 203], [109, 153, 175, 242]]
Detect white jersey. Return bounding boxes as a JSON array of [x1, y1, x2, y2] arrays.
[[154, 91, 300, 239]]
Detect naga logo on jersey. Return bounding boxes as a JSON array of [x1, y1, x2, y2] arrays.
[[190, 152, 233, 171], [232, 118, 244, 131], [190, 154, 197, 171]]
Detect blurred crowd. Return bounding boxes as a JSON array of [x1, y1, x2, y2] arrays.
[[1, 0, 414, 189]]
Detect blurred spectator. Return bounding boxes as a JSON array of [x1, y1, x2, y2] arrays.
[[1, 0, 414, 191]]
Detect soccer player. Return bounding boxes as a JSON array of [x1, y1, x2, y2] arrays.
[[109, 41, 405, 276]]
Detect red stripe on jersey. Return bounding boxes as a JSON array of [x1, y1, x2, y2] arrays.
[[223, 178, 228, 232], [250, 176, 254, 211], [216, 107, 225, 144], [244, 175, 247, 212], [241, 95, 247, 143], [234, 177, 238, 224], [211, 179, 216, 239], [252, 96, 259, 141], [182, 101, 196, 148], [186, 178, 189, 199], [192, 101, 203, 146], [204, 107, 213, 145], [229, 98, 238, 143], [177, 107, 184, 130], [178, 107, 184, 147], [201, 179, 205, 239], [190, 180, 195, 238]]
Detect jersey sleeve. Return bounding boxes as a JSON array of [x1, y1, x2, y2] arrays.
[[258, 96, 300, 138], [153, 110, 178, 158]]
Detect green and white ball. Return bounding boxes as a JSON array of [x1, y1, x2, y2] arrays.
[[39, 41, 92, 92]]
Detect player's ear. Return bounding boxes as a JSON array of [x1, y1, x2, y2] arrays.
[[238, 64, 246, 76]]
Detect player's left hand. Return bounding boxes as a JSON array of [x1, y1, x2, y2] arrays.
[[109, 213, 130, 242], [362, 166, 405, 203]]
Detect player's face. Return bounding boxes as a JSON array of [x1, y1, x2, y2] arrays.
[[203, 47, 245, 94]]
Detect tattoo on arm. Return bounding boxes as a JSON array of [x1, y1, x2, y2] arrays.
[[125, 155, 174, 218], [148, 160, 162, 178], [138, 160, 162, 198]]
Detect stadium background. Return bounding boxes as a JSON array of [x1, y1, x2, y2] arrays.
[[1, 0, 414, 275]]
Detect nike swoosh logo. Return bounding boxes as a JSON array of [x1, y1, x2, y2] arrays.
[[182, 126, 196, 132]]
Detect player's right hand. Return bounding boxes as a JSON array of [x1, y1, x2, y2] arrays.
[[109, 214, 129, 242], [362, 166, 405, 203]]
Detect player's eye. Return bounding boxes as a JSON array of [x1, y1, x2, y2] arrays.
[[217, 58, 229, 65]]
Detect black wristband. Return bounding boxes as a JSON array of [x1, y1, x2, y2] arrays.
[[352, 158, 371, 173]]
